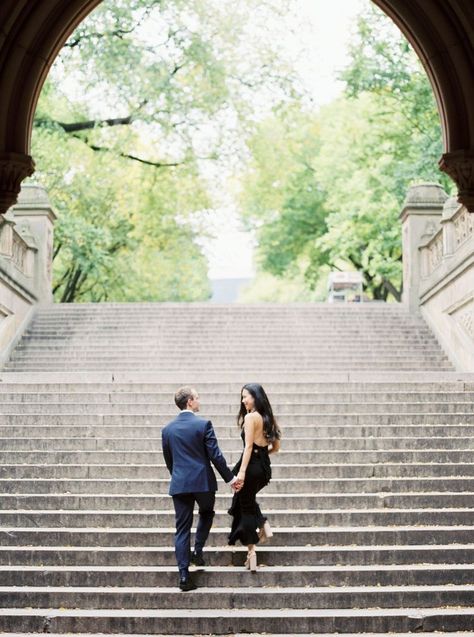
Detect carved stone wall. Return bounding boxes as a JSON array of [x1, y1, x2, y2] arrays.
[[401, 184, 474, 371], [0, 183, 56, 362]]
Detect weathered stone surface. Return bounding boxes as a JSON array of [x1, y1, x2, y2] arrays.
[[0, 302, 473, 634]]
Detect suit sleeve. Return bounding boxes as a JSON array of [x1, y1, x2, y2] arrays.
[[161, 429, 173, 474], [204, 420, 234, 483]]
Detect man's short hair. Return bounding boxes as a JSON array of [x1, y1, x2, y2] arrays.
[[174, 386, 195, 410]]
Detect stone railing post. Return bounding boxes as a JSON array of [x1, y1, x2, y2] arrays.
[[10, 183, 56, 303], [399, 183, 448, 312], [441, 197, 460, 257], [0, 209, 16, 258]]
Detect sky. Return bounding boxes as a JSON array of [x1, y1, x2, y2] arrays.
[[203, 0, 366, 280]]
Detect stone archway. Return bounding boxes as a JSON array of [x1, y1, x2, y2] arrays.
[[0, 0, 473, 213]]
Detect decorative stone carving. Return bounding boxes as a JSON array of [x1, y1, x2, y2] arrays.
[[439, 151, 474, 212], [427, 231, 443, 273], [0, 153, 35, 215], [451, 298, 474, 342], [453, 206, 474, 247], [11, 232, 28, 273]]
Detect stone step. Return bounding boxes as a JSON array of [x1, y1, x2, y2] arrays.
[[0, 633, 469, 637], [0, 526, 472, 548], [2, 450, 474, 467], [0, 632, 470, 637], [0, 606, 473, 633], [1, 584, 474, 610], [10, 347, 447, 362], [17, 341, 441, 351], [1, 509, 473, 526], [16, 341, 443, 350], [0, 424, 471, 438], [25, 313, 431, 320], [1, 563, 474, 587], [22, 319, 438, 326], [22, 333, 432, 341], [0, 413, 471, 425], [30, 305, 420, 312], [0, 436, 474, 452], [0, 492, 473, 511], [1, 461, 473, 479], [13, 334, 442, 342], [6, 364, 453, 372], [27, 320, 431, 327], [18, 328, 437, 344], [0, 402, 469, 415], [18, 316, 442, 323], [3, 391, 472, 403], [2, 476, 473, 494], [29, 302, 416, 309], [17, 630, 474, 637], [15, 351, 442, 360], [0, 375, 469, 388], [1, 449, 474, 464], [29, 308, 421, 314], [22, 312, 436, 319], [0, 544, 473, 566]]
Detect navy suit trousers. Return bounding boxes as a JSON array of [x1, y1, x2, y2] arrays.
[[172, 491, 215, 576]]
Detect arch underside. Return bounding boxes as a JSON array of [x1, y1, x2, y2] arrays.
[[0, 0, 473, 210]]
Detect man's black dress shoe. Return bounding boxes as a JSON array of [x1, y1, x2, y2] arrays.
[[179, 575, 197, 591], [190, 550, 205, 566]]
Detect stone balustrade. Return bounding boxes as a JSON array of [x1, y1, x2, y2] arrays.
[[401, 184, 474, 371], [0, 183, 56, 364]]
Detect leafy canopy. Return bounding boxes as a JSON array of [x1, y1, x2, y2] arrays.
[[239, 5, 452, 303], [32, 0, 300, 302]]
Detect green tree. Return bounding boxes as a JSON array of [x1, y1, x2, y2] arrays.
[[33, 124, 211, 302], [239, 107, 329, 293], [32, 0, 299, 302], [240, 5, 453, 302]]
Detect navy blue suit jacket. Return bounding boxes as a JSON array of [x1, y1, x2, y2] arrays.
[[161, 411, 234, 496]]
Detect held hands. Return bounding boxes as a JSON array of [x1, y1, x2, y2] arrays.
[[232, 479, 243, 492], [231, 471, 246, 492]]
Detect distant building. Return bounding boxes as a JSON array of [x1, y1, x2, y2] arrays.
[[327, 271, 364, 303]]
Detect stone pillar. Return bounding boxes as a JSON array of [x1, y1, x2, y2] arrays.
[[399, 183, 448, 312], [0, 209, 16, 258], [10, 183, 56, 302], [0, 153, 36, 215]]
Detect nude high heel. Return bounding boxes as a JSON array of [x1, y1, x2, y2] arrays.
[[245, 549, 257, 572], [258, 520, 273, 543]]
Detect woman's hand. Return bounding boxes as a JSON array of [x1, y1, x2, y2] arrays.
[[237, 470, 246, 483]]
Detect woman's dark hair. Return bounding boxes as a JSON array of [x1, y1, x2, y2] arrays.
[[238, 383, 281, 442]]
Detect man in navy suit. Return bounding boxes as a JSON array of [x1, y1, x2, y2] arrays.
[[161, 386, 240, 591]]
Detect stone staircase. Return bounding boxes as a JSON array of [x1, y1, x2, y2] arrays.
[[0, 302, 473, 635]]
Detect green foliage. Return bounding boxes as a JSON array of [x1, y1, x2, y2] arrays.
[[32, 0, 298, 302], [239, 107, 329, 288], [240, 5, 453, 302], [32, 122, 211, 302]]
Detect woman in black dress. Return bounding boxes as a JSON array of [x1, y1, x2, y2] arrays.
[[228, 383, 281, 571]]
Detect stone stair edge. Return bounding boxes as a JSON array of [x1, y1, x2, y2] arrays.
[[1, 371, 472, 382]]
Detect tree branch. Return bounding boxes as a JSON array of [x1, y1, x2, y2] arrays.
[[84, 140, 182, 168], [382, 277, 402, 302], [63, 4, 158, 49], [53, 116, 135, 133], [53, 241, 62, 261]]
